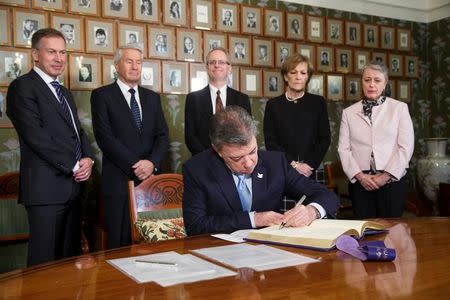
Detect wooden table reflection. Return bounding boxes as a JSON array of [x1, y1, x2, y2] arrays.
[[1, 218, 450, 299]]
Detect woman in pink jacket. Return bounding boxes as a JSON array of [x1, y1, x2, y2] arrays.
[[338, 61, 414, 219]]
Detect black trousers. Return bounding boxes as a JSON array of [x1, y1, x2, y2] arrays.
[[104, 194, 131, 249], [349, 176, 407, 219], [26, 183, 82, 267]]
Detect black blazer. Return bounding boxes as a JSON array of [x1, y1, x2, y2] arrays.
[[6, 69, 92, 205], [182, 149, 339, 235], [184, 85, 251, 156], [90, 82, 169, 198]]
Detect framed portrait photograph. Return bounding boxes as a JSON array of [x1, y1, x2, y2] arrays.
[[296, 43, 316, 69], [133, 0, 160, 23], [189, 62, 208, 92], [0, 0, 27, 7], [191, 0, 213, 30], [264, 9, 284, 38], [346, 75, 361, 101], [85, 18, 115, 54], [68, 0, 100, 16], [32, 0, 65, 12], [397, 80, 411, 102], [385, 80, 396, 98], [317, 46, 334, 72], [354, 50, 370, 73], [263, 70, 284, 98], [388, 53, 403, 77], [141, 59, 161, 92], [203, 32, 227, 59], [335, 48, 353, 74], [405, 55, 419, 78], [307, 74, 324, 96], [381, 26, 395, 50], [69, 53, 100, 90], [241, 5, 262, 36], [275, 41, 294, 68], [216, 2, 238, 33], [162, 61, 188, 94], [228, 35, 251, 66], [286, 12, 304, 40], [326, 18, 343, 44], [397, 28, 411, 51], [0, 88, 12, 128], [102, 0, 130, 19], [227, 65, 239, 91], [101, 56, 117, 85], [148, 26, 175, 60], [0, 47, 30, 86], [345, 21, 361, 46], [363, 24, 379, 48], [163, 0, 187, 27], [176, 29, 202, 62], [118, 22, 146, 53], [372, 51, 387, 65], [13, 9, 48, 48], [327, 74, 343, 101], [51, 14, 84, 52], [253, 38, 273, 68], [306, 15, 324, 43], [240, 67, 262, 97], [0, 7, 11, 46]]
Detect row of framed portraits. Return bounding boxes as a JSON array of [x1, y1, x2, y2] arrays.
[[0, 1, 413, 51]]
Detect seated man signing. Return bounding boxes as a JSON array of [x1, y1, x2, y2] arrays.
[[182, 106, 339, 235]]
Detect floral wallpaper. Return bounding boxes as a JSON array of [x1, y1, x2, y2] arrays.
[[0, 1, 448, 206]]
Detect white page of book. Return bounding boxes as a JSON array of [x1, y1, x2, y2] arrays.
[[192, 243, 318, 271]]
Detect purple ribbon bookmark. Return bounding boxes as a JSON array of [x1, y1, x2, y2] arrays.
[[336, 235, 396, 261]]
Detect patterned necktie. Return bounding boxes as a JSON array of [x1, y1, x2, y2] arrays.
[[237, 174, 252, 212], [216, 90, 223, 113], [50, 81, 82, 161], [129, 88, 142, 132]]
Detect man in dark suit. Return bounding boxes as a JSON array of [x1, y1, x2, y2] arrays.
[[6, 28, 94, 266], [184, 47, 251, 156], [91, 44, 169, 249], [183, 106, 339, 235]]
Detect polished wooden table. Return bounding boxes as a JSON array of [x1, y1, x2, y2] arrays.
[[1, 217, 450, 299]]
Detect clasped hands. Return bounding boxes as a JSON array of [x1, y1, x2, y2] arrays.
[[133, 159, 155, 181], [355, 172, 392, 191], [254, 205, 317, 228], [291, 161, 314, 177], [73, 157, 94, 182]]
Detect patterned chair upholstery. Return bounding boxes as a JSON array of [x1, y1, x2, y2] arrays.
[[128, 174, 186, 244]]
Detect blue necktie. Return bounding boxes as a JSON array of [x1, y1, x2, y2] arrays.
[[237, 174, 252, 212], [129, 88, 142, 132], [50, 81, 82, 161]]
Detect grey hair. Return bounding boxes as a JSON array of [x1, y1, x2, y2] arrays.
[[209, 106, 257, 150], [362, 60, 389, 81], [113, 43, 144, 63]]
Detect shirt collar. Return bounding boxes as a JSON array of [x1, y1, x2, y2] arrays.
[[116, 78, 138, 95], [33, 66, 61, 84]]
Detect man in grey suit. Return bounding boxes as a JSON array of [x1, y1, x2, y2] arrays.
[[91, 44, 169, 249], [7, 28, 94, 266], [185, 47, 251, 156]]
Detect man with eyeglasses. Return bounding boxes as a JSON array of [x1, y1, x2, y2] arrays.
[[185, 47, 251, 156], [182, 106, 339, 235]]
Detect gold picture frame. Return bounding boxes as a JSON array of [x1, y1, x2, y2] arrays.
[[69, 53, 101, 90], [240, 67, 262, 97]]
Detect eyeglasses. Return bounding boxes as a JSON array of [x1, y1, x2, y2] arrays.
[[207, 60, 230, 66]]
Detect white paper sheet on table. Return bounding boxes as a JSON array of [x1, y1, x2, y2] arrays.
[[192, 243, 319, 271], [211, 229, 253, 243], [107, 251, 236, 287]]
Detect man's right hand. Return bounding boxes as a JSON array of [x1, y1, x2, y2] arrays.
[[254, 211, 283, 227]]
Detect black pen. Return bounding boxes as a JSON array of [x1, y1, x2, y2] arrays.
[[279, 195, 306, 230], [135, 260, 178, 266]]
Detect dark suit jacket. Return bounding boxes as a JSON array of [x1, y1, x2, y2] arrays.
[[182, 149, 339, 235], [90, 82, 169, 199], [6, 69, 92, 205], [184, 85, 251, 156]]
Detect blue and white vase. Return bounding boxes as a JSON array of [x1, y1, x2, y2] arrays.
[[417, 138, 450, 215]]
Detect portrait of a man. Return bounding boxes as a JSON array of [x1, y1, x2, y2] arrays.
[[169, 69, 181, 87], [94, 27, 107, 47], [349, 81, 357, 95], [5, 58, 22, 80], [330, 24, 339, 39], [291, 19, 300, 34], [140, 0, 152, 16], [155, 34, 167, 53], [23, 19, 38, 40], [320, 51, 329, 66], [340, 53, 348, 68], [391, 58, 399, 72], [367, 29, 375, 43], [269, 76, 278, 91], [79, 64, 92, 82], [222, 9, 233, 26], [269, 16, 279, 32], [183, 37, 194, 55], [110, 0, 123, 11], [234, 42, 245, 59], [60, 23, 75, 45], [258, 45, 268, 61], [247, 12, 256, 28], [349, 27, 357, 41], [407, 60, 415, 75], [126, 31, 138, 44], [280, 47, 289, 64], [384, 31, 392, 46], [208, 39, 220, 50]]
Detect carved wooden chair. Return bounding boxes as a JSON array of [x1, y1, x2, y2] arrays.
[[128, 173, 185, 244]]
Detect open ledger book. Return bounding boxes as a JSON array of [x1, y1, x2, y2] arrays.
[[245, 219, 386, 251]]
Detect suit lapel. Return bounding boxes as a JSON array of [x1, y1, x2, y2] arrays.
[[209, 151, 243, 211], [202, 86, 213, 116], [355, 102, 371, 126], [112, 83, 142, 134], [250, 155, 267, 211], [138, 86, 148, 133]]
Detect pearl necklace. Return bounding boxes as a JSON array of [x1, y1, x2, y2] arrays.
[[285, 91, 305, 103]]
